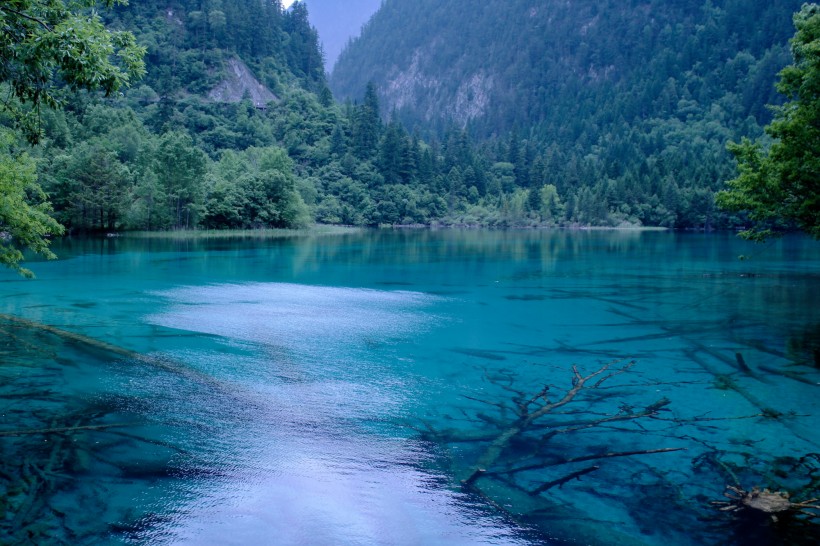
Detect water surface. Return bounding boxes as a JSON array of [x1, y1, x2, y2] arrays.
[[1, 230, 818, 545]]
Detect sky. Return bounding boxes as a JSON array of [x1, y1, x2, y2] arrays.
[[282, 0, 296, 8]]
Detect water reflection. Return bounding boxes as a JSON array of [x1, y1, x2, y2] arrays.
[[132, 282, 535, 545], [2, 230, 819, 545], [141, 436, 535, 545]]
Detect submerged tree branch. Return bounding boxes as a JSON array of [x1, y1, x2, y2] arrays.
[[461, 359, 634, 484], [0, 422, 135, 437], [501, 447, 687, 476], [529, 465, 600, 495]]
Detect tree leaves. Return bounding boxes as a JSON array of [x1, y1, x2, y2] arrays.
[[0, 0, 145, 143], [718, 4, 820, 239], [0, 128, 64, 277]]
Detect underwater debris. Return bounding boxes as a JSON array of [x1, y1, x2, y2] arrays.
[[406, 359, 697, 545], [713, 485, 820, 522], [458, 359, 678, 488], [412, 354, 820, 545]]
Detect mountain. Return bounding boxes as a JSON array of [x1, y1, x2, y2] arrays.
[[331, 0, 801, 137], [328, 0, 806, 229], [7, 0, 807, 240], [114, 0, 326, 97], [303, 0, 383, 70], [30, 0, 334, 233], [31, 0, 570, 234]]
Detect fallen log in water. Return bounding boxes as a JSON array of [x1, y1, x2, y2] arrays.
[[0, 313, 238, 542], [530, 465, 600, 495], [0, 422, 135, 437], [500, 447, 687, 477], [758, 365, 820, 386], [0, 312, 229, 394]]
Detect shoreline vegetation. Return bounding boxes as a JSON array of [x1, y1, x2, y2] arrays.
[[83, 224, 673, 241], [6, 1, 814, 279], [49, 224, 718, 244], [118, 225, 363, 239]]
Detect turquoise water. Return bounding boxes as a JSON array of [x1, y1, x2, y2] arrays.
[[1, 230, 819, 545]]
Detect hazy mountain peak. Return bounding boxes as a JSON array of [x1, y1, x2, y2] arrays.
[[304, 0, 382, 70]]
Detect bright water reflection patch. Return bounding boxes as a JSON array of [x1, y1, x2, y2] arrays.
[[139, 282, 534, 545], [146, 438, 532, 545], [147, 282, 438, 354]]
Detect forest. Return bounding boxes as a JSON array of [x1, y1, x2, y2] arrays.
[[333, 0, 810, 229], [0, 0, 812, 237]]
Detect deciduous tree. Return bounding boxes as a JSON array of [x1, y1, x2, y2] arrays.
[[717, 4, 820, 240], [0, 129, 63, 277], [0, 0, 145, 143], [0, 0, 144, 275]]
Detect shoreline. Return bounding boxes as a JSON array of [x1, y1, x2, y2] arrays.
[[53, 224, 748, 240]]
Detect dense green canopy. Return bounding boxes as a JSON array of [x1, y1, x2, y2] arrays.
[[718, 3, 820, 240], [0, 128, 63, 277], [330, 0, 804, 230], [0, 0, 145, 143], [0, 0, 145, 275]]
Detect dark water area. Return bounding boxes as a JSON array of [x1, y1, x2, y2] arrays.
[[1, 230, 819, 545]]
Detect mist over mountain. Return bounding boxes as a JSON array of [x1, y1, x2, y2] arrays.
[[303, 0, 382, 70]]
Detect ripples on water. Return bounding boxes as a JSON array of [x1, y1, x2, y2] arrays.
[[140, 282, 536, 545], [1, 231, 819, 545]]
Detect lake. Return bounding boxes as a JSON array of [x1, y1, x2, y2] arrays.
[[1, 229, 819, 545]]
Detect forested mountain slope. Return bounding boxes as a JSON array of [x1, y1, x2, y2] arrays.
[[21, 0, 529, 233], [4, 0, 810, 240], [111, 0, 326, 98], [25, 0, 328, 232], [330, 0, 806, 228], [332, 0, 800, 136]]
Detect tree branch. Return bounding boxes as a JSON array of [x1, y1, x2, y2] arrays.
[[0, 6, 53, 32], [529, 466, 600, 495], [502, 447, 686, 476], [462, 360, 627, 484]]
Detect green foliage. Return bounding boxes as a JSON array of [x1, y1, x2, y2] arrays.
[[0, 0, 146, 143], [539, 184, 565, 225], [109, 0, 325, 101], [0, 129, 64, 277], [48, 142, 131, 230], [717, 139, 782, 240], [352, 83, 382, 159], [282, 2, 326, 90], [718, 4, 820, 240], [6, 0, 814, 252], [155, 131, 208, 229], [331, 0, 809, 230], [0, 0, 143, 275]]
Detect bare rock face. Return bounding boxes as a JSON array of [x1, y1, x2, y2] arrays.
[[384, 48, 494, 127], [208, 58, 278, 108]]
